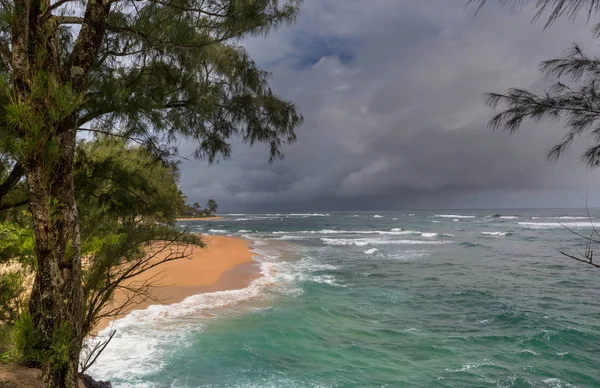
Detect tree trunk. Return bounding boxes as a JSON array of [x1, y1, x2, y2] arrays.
[[25, 125, 84, 388]]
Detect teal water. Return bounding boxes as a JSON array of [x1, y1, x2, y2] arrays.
[[89, 210, 600, 387]]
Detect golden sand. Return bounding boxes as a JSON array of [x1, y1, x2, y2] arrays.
[[95, 235, 258, 332]]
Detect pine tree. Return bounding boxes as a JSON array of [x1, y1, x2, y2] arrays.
[[0, 0, 302, 386]]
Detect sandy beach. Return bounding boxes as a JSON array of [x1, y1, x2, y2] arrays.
[[176, 216, 224, 221], [96, 235, 258, 332]]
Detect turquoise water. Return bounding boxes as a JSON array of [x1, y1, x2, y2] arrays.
[[89, 210, 600, 387]]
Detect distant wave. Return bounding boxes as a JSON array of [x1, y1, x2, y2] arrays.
[[500, 216, 519, 219], [481, 231, 511, 236], [321, 237, 451, 246], [518, 222, 598, 229], [238, 230, 252, 233], [208, 229, 228, 233], [289, 213, 329, 217], [374, 215, 383, 218], [234, 218, 251, 221], [459, 241, 482, 248], [265, 213, 329, 217], [557, 216, 588, 220], [364, 248, 379, 255], [271, 229, 451, 238], [434, 214, 475, 219]]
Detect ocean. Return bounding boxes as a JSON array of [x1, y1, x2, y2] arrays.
[[89, 210, 600, 387]]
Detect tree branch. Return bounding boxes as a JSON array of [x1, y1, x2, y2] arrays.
[[0, 163, 24, 201], [53, 16, 85, 25]]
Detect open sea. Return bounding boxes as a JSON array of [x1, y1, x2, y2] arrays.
[[89, 210, 600, 388]]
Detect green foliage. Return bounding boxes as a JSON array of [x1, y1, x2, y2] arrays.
[[207, 199, 218, 214], [0, 221, 35, 266], [12, 312, 42, 367], [0, 323, 11, 355], [0, 270, 27, 325], [48, 322, 73, 372]]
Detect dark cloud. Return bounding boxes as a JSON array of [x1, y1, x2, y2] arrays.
[[178, 0, 600, 212]]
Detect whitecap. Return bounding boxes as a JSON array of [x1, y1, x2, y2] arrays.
[[434, 214, 476, 218], [542, 378, 575, 388], [289, 213, 329, 217], [364, 248, 379, 255], [500, 216, 518, 219], [481, 231, 508, 236], [520, 349, 539, 355], [518, 222, 599, 229], [208, 229, 228, 233], [321, 237, 451, 246], [373, 215, 383, 218]]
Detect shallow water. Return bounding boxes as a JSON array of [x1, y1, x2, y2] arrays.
[[89, 210, 600, 387]]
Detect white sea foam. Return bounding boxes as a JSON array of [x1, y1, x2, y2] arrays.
[[364, 248, 379, 255], [520, 349, 539, 355], [208, 229, 228, 233], [500, 216, 518, 219], [227, 213, 246, 216], [321, 238, 451, 246], [481, 231, 508, 236], [374, 215, 383, 218], [289, 213, 329, 217], [432, 220, 441, 223], [234, 218, 251, 221], [434, 214, 476, 218], [87, 255, 278, 382], [518, 222, 599, 229], [274, 229, 425, 236], [557, 216, 587, 220], [238, 229, 252, 233], [542, 378, 575, 388], [421, 232, 439, 238], [446, 359, 493, 372]]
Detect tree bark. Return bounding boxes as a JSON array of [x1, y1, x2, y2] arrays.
[[24, 124, 84, 388]]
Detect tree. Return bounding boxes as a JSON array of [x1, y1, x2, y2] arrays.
[[473, 0, 600, 268], [0, 0, 303, 385], [0, 138, 202, 366], [207, 198, 218, 214], [470, 0, 600, 166], [469, 0, 600, 29]]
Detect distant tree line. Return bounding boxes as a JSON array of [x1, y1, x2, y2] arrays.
[[180, 199, 219, 218]]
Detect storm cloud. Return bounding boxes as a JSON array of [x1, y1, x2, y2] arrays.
[[178, 0, 600, 212]]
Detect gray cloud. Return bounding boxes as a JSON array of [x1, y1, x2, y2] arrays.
[[178, 0, 600, 212]]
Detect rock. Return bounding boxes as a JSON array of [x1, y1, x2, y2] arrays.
[[0, 364, 112, 388], [80, 374, 112, 388]]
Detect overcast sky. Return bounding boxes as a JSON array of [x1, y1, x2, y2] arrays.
[[178, 0, 600, 212]]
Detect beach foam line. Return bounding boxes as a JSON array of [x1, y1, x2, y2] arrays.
[[87, 259, 276, 383], [88, 237, 282, 383]]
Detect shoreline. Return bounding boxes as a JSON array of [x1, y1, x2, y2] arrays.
[[95, 234, 258, 333], [176, 216, 224, 221]]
